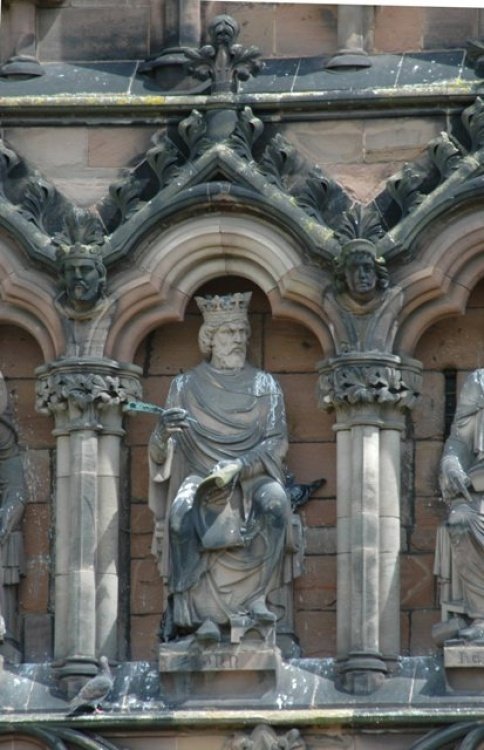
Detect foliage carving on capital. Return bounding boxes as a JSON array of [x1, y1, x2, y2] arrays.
[[318, 359, 421, 412], [36, 369, 142, 424], [224, 724, 305, 750]]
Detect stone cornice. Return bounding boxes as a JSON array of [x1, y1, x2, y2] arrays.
[[0, 85, 479, 125]]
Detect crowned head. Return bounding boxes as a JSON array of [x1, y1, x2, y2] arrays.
[[196, 292, 251, 370], [56, 242, 107, 312]]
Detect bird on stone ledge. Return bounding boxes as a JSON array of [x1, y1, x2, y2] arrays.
[[66, 656, 113, 716], [285, 472, 325, 511]]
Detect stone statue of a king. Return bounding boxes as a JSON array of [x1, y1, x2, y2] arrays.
[[148, 293, 291, 643]]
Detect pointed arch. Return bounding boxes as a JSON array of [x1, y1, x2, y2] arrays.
[[106, 212, 332, 362], [396, 206, 484, 356], [0, 235, 64, 361]]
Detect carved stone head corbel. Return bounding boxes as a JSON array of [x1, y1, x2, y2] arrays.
[[325, 237, 402, 355], [55, 242, 107, 320], [54, 241, 114, 358], [333, 238, 389, 309]]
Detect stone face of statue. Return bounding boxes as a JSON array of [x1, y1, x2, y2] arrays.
[[210, 320, 249, 370], [63, 257, 104, 312], [344, 251, 378, 303]]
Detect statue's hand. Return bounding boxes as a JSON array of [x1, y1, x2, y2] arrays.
[[159, 408, 191, 434], [446, 467, 472, 500]]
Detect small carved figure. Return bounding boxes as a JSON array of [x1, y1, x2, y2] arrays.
[[325, 239, 402, 353], [438, 368, 484, 640], [55, 243, 115, 357], [0, 374, 27, 650], [149, 293, 292, 643]]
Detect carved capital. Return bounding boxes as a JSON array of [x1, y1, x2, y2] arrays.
[[35, 358, 142, 429], [318, 354, 422, 412], [224, 725, 305, 750]]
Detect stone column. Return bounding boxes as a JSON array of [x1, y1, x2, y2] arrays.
[[36, 358, 141, 688], [319, 353, 421, 694], [164, 0, 201, 47], [326, 5, 373, 70]]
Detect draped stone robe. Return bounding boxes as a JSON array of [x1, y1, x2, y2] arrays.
[[439, 369, 484, 619], [149, 361, 290, 635]]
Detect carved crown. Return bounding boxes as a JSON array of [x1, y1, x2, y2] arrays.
[[55, 241, 105, 267], [195, 292, 252, 324]]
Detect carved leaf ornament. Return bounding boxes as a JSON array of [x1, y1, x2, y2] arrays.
[[319, 363, 420, 410], [0, 89, 483, 270], [36, 372, 141, 415]]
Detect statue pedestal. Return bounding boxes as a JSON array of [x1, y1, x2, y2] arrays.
[[158, 640, 281, 706], [443, 641, 484, 693]]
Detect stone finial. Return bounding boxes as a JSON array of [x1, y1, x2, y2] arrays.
[[184, 14, 264, 93]]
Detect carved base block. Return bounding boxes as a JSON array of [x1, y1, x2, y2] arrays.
[[336, 652, 388, 695], [158, 640, 281, 706], [443, 641, 484, 693], [55, 657, 100, 699]]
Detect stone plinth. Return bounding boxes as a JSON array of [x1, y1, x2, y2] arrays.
[[443, 641, 484, 693], [159, 640, 281, 706]]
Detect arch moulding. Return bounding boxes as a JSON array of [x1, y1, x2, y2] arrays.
[[395, 208, 484, 356], [106, 212, 332, 363], [0, 234, 63, 362]]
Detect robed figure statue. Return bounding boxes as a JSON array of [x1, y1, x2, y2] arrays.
[[439, 368, 484, 640], [149, 293, 292, 643]]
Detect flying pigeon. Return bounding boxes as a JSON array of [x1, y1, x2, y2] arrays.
[[67, 656, 113, 715]]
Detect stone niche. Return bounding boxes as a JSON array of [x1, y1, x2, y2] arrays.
[[129, 279, 330, 666]]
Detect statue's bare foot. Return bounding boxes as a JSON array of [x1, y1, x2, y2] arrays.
[[250, 599, 276, 624], [195, 619, 221, 643], [458, 619, 484, 641]]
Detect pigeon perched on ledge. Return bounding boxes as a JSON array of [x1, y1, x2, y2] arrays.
[[285, 472, 325, 511], [67, 656, 113, 716]]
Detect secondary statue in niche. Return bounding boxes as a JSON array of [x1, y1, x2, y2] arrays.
[[149, 293, 291, 643], [439, 368, 484, 640]]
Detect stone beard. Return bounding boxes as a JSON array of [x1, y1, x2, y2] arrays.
[[149, 295, 291, 642]]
